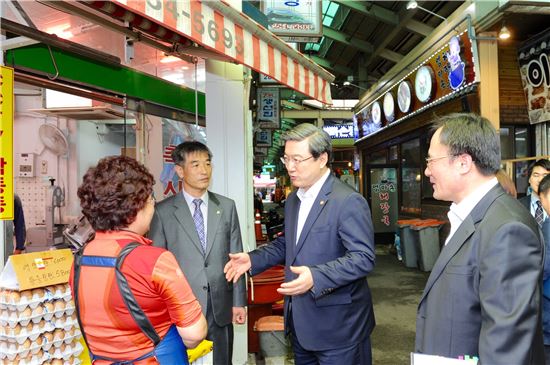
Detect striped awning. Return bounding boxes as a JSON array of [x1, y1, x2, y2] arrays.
[[84, 0, 334, 104]]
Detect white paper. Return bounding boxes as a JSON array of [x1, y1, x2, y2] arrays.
[[0, 257, 19, 290], [411, 353, 478, 365]]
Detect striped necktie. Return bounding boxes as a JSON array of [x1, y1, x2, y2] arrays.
[[535, 200, 544, 227], [192, 199, 207, 254]]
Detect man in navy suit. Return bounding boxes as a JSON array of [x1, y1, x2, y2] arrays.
[[519, 159, 550, 225], [225, 123, 376, 365]]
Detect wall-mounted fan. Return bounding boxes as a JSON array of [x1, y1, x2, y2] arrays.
[[39, 124, 68, 156]]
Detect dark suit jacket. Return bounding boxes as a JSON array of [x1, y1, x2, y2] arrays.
[[250, 174, 376, 351], [415, 185, 544, 364], [149, 191, 246, 327], [519, 194, 531, 211]]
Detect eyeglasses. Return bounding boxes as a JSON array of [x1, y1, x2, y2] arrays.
[[425, 155, 454, 166], [280, 155, 314, 167], [531, 173, 550, 179]]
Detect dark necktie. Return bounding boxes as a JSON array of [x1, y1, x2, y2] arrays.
[[193, 199, 207, 254], [535, 200, 544, 227]]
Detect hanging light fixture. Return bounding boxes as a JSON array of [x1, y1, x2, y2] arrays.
[[405, 0, 447, 21], [498, 24, 511, 40], [406, 1, 418, 9]]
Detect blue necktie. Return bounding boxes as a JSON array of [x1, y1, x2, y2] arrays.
[[536, 200, 544, 227], [193, 199, 206, 254]]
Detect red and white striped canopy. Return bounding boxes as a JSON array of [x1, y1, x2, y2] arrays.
[[86, 0, 334, 104]]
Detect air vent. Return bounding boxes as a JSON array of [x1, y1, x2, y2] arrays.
[[29, 105, 124, 120]]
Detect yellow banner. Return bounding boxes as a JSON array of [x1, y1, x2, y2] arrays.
[[0, 66, 14, 220]]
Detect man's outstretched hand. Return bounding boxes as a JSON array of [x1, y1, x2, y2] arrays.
[[224, 253, 252, 283]]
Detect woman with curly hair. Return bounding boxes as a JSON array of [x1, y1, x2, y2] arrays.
[[69, 155, 207, 364]]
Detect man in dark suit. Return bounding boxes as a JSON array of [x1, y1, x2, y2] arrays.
[[519, 159, 550, 226], [415, 113, 544, 364], [535, 174, 550, 364], [225, 123, 376, 365], [149, 141, 246, 365]]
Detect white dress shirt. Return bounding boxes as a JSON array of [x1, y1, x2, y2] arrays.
[[445, 178, 498, 245], [295, 169, 331, 244], [182, 189, 209, 237]]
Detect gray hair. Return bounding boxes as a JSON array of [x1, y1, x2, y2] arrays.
[[282, 123, 332, 164], [433, 113, 500, 176]]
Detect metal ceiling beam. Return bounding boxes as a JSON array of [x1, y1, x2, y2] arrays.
[[281, 100, 310, 110], [333, 1, 398, 25], [364, 9, 418, 68], [335, 1, 434, 37], [379, 49, 403, 64], [322, 25, 374, 54], [309, 56, 353, 77], [281, 109, 353, 119], [405, 19, 434, 37]]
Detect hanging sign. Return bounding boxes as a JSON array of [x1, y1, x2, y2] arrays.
[[0, 66, 14, 220], [257, 88, 280, 129], [261, 0, 323, 43], [256, 130, 272, 147], [518, 29, 550, 124]]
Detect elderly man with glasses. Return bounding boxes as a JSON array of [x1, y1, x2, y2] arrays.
[[225, 123, 376, 365]]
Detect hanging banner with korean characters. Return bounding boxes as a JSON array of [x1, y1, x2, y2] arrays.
[[0, 66, 14, 220], [257, 87, 280, 129], [518, 29, 550, 124], [370, 167, 398, 233], [261, 0, 323, 43]]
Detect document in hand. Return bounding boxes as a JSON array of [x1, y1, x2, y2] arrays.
[[411, 353, 478, 365]]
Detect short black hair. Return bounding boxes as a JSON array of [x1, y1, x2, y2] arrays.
[[171, 141, 212, 166], [528, 159, 550, 178], [538, 174, 550, 196]]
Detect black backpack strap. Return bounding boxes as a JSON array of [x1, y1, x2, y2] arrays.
[[115, 243, 161, 345]]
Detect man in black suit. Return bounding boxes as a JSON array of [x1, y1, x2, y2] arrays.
[[416, 113, 544, 364], [519, 159, 550, 226]]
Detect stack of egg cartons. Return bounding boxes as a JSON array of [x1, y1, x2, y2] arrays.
[[0, 284, 83, 365]]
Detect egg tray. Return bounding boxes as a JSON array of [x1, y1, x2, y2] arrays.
[[0, 301, 76, 328], [0, 286, 71, 313], [0, 316, 79, 343], [0, 345, 83, 365], [0, 332, 82, 360]]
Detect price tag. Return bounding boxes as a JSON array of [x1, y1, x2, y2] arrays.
[[0, 249, 73, 290]]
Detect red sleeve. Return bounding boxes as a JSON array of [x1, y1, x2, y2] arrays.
[[152, 251, 203, 328]]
